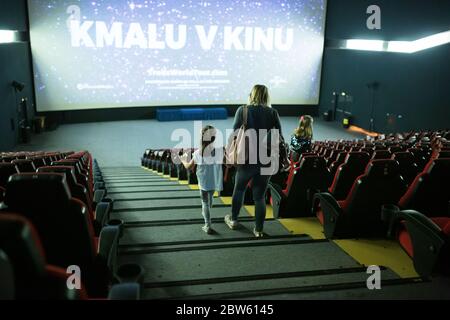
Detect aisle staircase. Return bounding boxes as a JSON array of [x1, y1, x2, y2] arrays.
[[101, 166, 450, 299]]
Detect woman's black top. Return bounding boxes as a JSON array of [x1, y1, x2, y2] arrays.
[[232, 104, 283, 166]]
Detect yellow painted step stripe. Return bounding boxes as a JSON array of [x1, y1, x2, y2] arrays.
[[333, 239, 418, 278], [244, 205, 274, 220], [279, 217, 326, 240], [220, 197, 232, 205]]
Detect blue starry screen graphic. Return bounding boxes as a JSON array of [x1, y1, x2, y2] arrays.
[[28, 0, 327, 111]]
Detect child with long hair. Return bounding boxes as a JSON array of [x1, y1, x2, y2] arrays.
[[181, 125, 223, 234], [290, 115, 313, 162]]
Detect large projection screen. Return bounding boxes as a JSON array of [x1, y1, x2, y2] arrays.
[[28, 0, 327, 111]]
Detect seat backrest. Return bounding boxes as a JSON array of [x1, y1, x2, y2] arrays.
[[1, 156, 17, 162], [285, 156, 330, 213], [408, 148, 430, 170], [392, 152, 419, 185], [322, 148, 333, 158], [342, 160, 408, 225], [0, 163, 19, 188], [0, 214, 86, 300], [52, 160, 90, 191], [11, 159, 36, 173], [329, 152, 370, 200], [326, 150, 345, 166], [0, 214, 47, 283], [54, 159, 86, 174], [360, 147, 374, 156], [374, 145, 386, 150], [329, 152, 348, 181], [399, 159, 450, 217], [3, 173, 96, 269], [0, 213, 49, 299], [37, 166, 92, 212], [389, 146, 404, 153], [438, 151, 450, 159], [0, 249, 14, 299], [372, 150, 391, 160], [28, 157, 47, 169]]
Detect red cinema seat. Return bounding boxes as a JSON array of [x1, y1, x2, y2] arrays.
[[1, 173, 120, 297], [11, 159, 36, 173], [329, 152, 371, 200], [391, 152, 420, 186], [0, 213, 88, 299], [314, 160, 408, 238], [37, 166, 112, 232], [395, 210, 450, 278], [399, 158, 450, 217], [269, 156, 330, 218], [0, 213, 139, 300], [371, 150, 391, 160], [328, 152, 347, 181]]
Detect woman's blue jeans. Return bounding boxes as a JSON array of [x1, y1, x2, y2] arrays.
[[231, 165, 271, 232]]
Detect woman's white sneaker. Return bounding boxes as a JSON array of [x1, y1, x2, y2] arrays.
[[253, 228, 264, 238], [224, 214, 238, 230]]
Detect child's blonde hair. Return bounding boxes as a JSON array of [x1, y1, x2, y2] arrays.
[[294, 115, 313, 139]]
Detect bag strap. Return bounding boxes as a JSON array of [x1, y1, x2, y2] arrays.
[[242, 105, 248, 128]]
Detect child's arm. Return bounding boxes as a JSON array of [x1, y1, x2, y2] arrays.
[[180, 153, 195, 170]]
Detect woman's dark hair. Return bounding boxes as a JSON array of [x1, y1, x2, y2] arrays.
[[201, 125, 216, 157]]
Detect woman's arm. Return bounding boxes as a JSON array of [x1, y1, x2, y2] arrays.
[[273, 109, 283, 137], [232, 106, 243, 130]]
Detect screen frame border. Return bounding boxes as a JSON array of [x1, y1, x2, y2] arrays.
[[26, 0, 328, 113]]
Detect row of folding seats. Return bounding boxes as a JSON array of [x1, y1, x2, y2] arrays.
[[0, 151, 139, 299], [312, 133, 450, 277], [271, 148, 428, 219], [141, 148, 236, 195], [313, 157, 450, 236], [141, 135, 448, 222]]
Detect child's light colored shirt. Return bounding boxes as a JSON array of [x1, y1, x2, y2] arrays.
[[192, 148, 223, 192]]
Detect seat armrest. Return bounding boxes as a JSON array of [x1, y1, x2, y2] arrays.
[[98, 226, 120, 272], [268, 182, 286, 219], [95, 201, 111, 226], [94, 175, 103, 183], [313, 192, 343, 218], [313, 192, 343, 238], [398, 210, 445, 241], [268, 182, 285, 199], [94, 182, 105, 191], [397, 210, 447, 278], [94, 189, 106, 205]]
